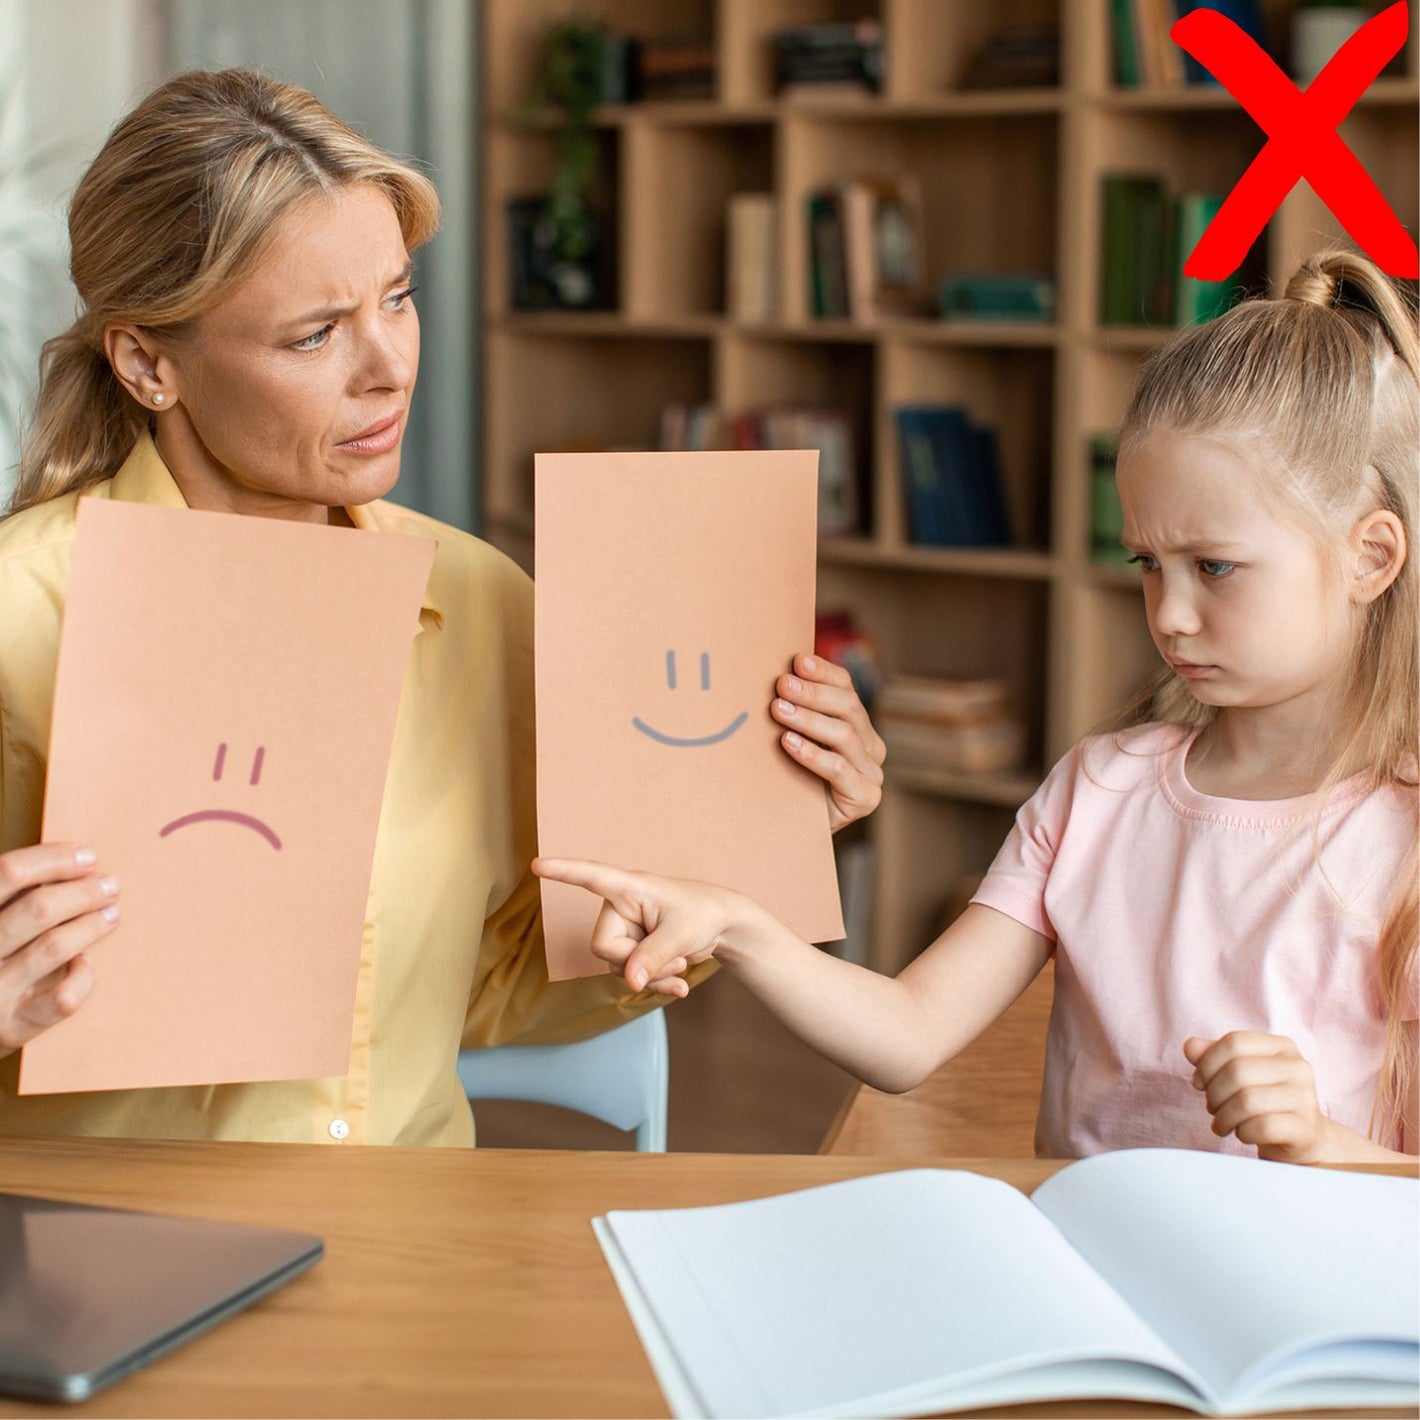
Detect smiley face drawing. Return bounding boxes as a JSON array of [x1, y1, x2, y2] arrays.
[[631, 650, 749, 748], [158, 741, 283, 850]]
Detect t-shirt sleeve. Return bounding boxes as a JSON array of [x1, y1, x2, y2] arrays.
[[969, 740, 1085, 942]]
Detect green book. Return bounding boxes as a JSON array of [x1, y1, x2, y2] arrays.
[[1175, 193, 1233, 325], [1089, 432, 1132, 564], [1112, 0, 1140, 86]]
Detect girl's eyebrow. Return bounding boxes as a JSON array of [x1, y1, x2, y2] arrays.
[[284, 262, 415, 328], [1121, 535, 1250, 554]]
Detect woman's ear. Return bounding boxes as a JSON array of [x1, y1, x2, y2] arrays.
[[1348, 507, 1406, 605], [103, 324, 177, 412]]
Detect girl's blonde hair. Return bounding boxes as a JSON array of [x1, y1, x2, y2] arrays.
[[1116, 250, 1419, 1146], [8, 68, 440, 518]]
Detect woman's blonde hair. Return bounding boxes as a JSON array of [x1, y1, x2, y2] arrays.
[[8, 67, 440, 517], [1115, 250, 1419, 1145]]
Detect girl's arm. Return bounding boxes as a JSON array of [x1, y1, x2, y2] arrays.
[[532, 857, 1051, 1094]]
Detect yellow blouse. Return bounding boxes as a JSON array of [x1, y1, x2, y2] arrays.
[[0, 433, 667, 1145]]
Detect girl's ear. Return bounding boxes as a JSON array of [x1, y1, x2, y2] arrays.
[[1349, 507, 1407, 605]]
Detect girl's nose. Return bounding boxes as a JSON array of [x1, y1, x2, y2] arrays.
[[1153, 579, 1202, 638]]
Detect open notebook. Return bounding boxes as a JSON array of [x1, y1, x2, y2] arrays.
[[594, 1148, 1418, 1418]]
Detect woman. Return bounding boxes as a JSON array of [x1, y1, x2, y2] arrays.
[[0, 69, 885, 1145]]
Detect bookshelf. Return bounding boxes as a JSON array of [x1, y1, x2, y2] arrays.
[[479, 0, 1419, 975]]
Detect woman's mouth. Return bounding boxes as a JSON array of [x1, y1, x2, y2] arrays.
[[335, 413, 403, 454]]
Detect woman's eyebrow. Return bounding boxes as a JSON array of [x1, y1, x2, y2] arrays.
[[285, 262, 415, 327]]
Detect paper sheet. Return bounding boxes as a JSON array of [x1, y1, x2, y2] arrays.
[[20, 498, 434, 1093], [535, 450, 844, 980]]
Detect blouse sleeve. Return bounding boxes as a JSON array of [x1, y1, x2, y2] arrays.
[[968, 740, 1085, 943]]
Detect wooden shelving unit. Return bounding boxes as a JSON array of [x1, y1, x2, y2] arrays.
[[480, 0, 1419, 975]]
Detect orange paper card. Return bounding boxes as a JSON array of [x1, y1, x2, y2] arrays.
[[20, 499, 434, 1094], [535, 450, 844, 980]]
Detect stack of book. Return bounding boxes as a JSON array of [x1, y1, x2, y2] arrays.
[[1099, 177, 1247, 328], [1112, 0, 1265, 87], [659, 404, 860, 535], [807, 177, 927, 321], [938, 273, 1056, 323], [892, 405, 1012, 549], [634, 34, 715, 101], [960, 24, 1061, 89], [875, 675, 1027, 776], [770, 20, 885, 96]]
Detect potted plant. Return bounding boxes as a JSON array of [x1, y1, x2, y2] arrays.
[[512, 20, 619, 309]]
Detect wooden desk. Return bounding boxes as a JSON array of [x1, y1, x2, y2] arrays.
[[0, 1139, 1409, 1419]]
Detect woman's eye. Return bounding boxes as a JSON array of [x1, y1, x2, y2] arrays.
[[292, 324, 333, 351], [1126, 553, 1158, 572], [389, 284, 418, 308], [1199, 559, 1237, 578]]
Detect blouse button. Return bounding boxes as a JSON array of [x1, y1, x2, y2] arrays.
[[328, 1117, 350, 1141]]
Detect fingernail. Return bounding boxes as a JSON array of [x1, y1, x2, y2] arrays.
[[100, 877, 119, 898], [785, 677, 802, 695], [785, 732, 803, 750], [75, 848, 97, 867], [803, 656, 816, 672], [102, 905, 120, 923], [629, 970, 645, 991], [777, 698, 796, 716]]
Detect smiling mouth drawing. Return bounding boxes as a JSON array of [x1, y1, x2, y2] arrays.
[[631, 712, 749, 748], [631, 649, 749, 748], [159, 810, 283, 850]]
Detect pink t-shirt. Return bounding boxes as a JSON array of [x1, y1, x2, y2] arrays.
[[972, 723, 1418, 1158]]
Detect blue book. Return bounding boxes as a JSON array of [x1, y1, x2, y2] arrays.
[[1176, 1, 1267, 85], [968, 425, 1014, 546], [893, 407, 946, 545], [924, 408, 987, 546]]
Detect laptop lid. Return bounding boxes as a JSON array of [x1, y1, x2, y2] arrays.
[[0, 1190, 323, 1403]]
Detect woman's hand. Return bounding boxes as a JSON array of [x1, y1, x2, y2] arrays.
[[0, 843, 121, 1057], [533, 857, 737, 997], [771, 653, 885, 832], [1184, 1031, 1334, 1164]]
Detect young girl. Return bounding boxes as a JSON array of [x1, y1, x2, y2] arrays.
[[536, 249, 1419, 1164]]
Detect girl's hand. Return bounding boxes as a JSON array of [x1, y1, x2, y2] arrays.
[[0, 843, 121, 1057], [533, 857, 736, 997], [771, 653, 885, 833], [1183, 1031, 1335, 1164]]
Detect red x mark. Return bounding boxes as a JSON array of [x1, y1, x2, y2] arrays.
[[1173, 0, 1418, 280]]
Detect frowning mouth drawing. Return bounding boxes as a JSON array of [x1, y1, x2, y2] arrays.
[[158, 742, 283, 850]]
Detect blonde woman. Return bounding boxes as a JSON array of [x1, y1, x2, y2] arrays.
[[0, 69, 885, 1144], [542, 251, 1420, 1165]]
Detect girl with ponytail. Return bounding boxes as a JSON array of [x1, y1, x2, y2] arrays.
[[540, 249, 1420, 1164]]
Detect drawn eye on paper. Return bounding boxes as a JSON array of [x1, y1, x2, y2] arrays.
[[158, 741, 283, 849], [631, 651, 748, 749]]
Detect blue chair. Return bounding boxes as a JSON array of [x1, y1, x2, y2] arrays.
[[456, 1008, 670, 1152]]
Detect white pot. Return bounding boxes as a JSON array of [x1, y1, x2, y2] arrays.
[[1291, 7, 1369, 84]]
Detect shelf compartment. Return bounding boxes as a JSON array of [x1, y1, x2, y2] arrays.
[[884, 0, 1061, 102], [780, 111, 1060, 324], [621, 121, 775, 318], [719, 0, 886, 107], [483, 330, 713, 527], [879, 340, 1055, 556], [1061, 580, 1161, 735], [819, 539, 1056, 581]]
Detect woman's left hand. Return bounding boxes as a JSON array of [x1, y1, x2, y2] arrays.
[[1184, 1031, 1335, 1164], [771, 653, 885, 832]]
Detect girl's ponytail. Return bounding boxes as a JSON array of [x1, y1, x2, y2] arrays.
[[8, 322, 146, 517], [1285, 250, 1420, 382]]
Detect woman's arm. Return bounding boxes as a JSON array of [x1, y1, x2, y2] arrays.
[[533, 857, 1051, 1094]]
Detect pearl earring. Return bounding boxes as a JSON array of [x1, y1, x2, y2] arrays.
[[151, 392, 166, 406]]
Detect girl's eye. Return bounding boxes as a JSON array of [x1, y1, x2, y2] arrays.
[[1199, 559, 1237, 578], [1126, 553, 1158, 572], [292, 323, 333, 352]]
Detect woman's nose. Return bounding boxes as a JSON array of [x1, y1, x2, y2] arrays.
[[358, 323, 416, 392]]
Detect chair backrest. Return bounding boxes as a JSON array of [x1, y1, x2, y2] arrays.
[[822, 959, 1053, 1156], [456, 1008, 669, 1151]]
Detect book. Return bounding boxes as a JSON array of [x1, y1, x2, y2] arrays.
[[806, 189, 849, 318], [893, 405, 1013, 548], [876, 674, 1012, 726], [594, 1147, 1420, 1419], [726, 193, 777, 323], [938, 272, 1056, 322], [1175, 192, 1233, 325], [770, 21, 885, 94], [840, 176, 928, 321], [1090, 431, 1133, 565], [879, 716, 1028, 774], [1099, 174, 1172, 326]]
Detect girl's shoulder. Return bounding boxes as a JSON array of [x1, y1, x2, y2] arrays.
[[1069, 720, 1192, 792]]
